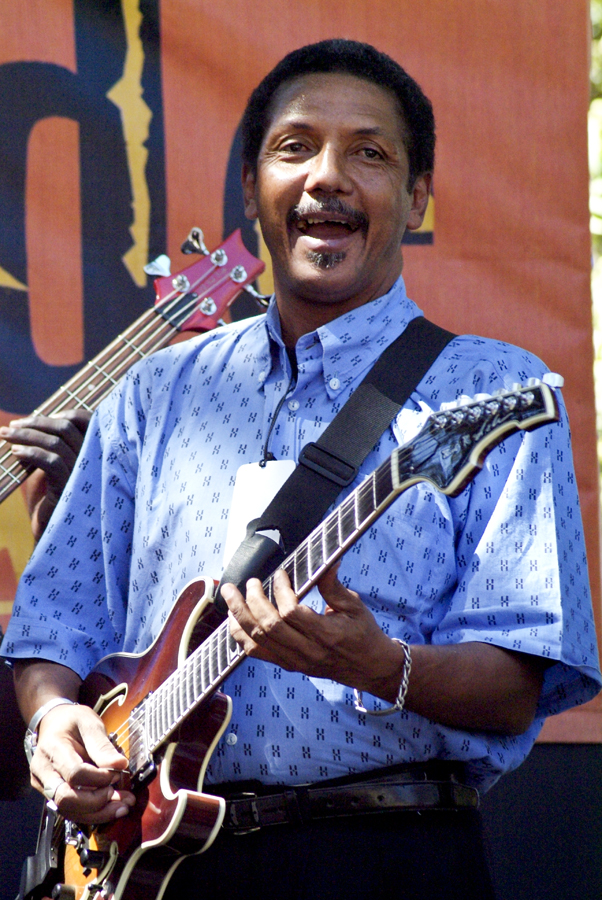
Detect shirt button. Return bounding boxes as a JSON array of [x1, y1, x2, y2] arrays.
[[226, 732, 238, 746], [329, 377, 341, 391], [288, 399, 300, 411], [258, 371, 267, 384]]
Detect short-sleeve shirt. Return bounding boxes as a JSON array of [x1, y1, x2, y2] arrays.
[[3, 276, 600, 791]]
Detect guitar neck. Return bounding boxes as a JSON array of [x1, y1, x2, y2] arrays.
[[0, 307, 178, 502]]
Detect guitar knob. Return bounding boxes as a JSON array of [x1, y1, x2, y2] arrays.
[[79, 847, 109, 871], [51, 886, 76, 900]]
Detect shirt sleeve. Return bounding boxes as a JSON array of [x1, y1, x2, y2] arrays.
[[432, 394, 601, 715], [1, 365, 143, 678]]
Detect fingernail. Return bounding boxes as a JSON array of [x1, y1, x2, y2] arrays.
[[115, 805, 130, 818]]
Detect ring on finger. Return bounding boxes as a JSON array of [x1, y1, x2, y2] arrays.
[[42, 777, 64, 801]]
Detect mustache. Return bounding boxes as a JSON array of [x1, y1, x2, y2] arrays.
[[287, 198, 368, 234]]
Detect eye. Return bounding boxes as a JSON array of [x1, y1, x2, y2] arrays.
[[359, 146, 383, 160], [281, 140, 309, 154]]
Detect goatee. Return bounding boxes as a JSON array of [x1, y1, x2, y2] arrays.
[[306, 250, 346, 269]]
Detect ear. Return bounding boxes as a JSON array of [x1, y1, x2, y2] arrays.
[[242, 163, 258, 220], [405, 173, 432, 232]]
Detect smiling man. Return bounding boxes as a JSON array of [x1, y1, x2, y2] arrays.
[[3, 39, 600, 900]]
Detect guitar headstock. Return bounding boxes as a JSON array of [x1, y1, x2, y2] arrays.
[[152, 229, 265, 332], [399, 378, 561, 496]]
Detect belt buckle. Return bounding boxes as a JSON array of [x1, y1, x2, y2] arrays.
[[227, 792, 261, 835]]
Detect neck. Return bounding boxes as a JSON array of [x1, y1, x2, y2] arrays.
[[275, 275, 402, 348]]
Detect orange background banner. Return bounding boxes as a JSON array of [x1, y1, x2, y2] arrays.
[[0, 0, 598, 740]]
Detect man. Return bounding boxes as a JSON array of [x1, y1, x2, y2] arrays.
[[2, 39, 600, 899]]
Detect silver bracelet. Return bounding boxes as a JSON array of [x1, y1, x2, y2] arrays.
[[353, 639, 412, 716], [24, 697, 77, 764]]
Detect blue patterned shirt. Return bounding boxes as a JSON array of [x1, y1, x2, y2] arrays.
[[3, 277, 600, 791]]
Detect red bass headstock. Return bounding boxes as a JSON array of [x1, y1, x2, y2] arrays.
[[152, 229, 265, 332]]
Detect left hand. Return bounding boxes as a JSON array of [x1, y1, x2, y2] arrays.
[[0, 409, 91, 540], [221, 566, 406, 702]]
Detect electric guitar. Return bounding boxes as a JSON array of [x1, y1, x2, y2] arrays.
[[18, 379, 560, 900], [0, 228, 264, 505]]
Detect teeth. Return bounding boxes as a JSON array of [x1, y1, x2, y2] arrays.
[[297, 217, 352, 230]]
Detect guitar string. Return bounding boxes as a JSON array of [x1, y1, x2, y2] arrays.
[[0, 263, 243, 491]]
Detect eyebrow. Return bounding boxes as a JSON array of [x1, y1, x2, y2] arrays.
[[272, 120, 390, 138]]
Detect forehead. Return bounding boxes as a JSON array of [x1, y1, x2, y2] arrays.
[[263, 72, 407, 144]]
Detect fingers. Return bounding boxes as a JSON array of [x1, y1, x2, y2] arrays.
[[0, 410, 90, 464], [31, 704, 135, 825]]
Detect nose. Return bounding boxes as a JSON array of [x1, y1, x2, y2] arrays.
[[304, 144, 353, 195]]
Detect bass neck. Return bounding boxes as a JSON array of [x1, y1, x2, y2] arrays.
[[0, 229, 264, 506]]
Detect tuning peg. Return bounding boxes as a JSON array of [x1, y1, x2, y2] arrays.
[[473, 393, 491, 402], [457, 394, 473, 405], [180, 227, 209, 256], [144, 254, 171, 277], [439, 400, 458, 411], [527, 377, 541, 387], [542, 372, 564, 388]]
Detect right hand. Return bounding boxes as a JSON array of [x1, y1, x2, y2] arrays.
[[29, 702, 135, 825], [0, 409, 92, 540]]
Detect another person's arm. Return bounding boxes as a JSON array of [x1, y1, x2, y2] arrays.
[[0, 409, 91, 539]]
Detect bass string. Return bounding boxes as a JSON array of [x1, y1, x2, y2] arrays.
[[0, 290, 206, 486]]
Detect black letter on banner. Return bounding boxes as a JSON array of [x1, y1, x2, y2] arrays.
[[0, 0, 165, 413]]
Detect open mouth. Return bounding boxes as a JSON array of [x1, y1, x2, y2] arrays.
[[288, 202, 368, 242]]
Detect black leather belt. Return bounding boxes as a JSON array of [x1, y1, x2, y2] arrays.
[[219, 764, 479, 834]]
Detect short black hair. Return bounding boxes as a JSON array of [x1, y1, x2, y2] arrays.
[[241, 38, 435, 187]]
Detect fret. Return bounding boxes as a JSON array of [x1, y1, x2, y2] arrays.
[[0, 459, 23, 486], [374, 459, 394, 509], [209, 631, 219, 683], [228, 628, 240, 664], [186, 659, 195, 711], [201, 641, 211, 692], [218, 625, 229, 673], [160, 689, 168, 739], [149, 694, 159, 746], [192, 652, 201, 698], [90, 362, 120, 386], [121, 334, 148, 359], [292, 544, 308, 594], [323, 517, 339, 561], [339, 495, 357, 544], [143, 698, 155, 749], [356, 477, 376, 525], [265, 576, 275, 605]]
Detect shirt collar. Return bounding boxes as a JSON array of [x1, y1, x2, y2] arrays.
[[258, 276, 423, 397]]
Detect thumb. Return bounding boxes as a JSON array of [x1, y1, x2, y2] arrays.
[[78, 711, 128, 770]]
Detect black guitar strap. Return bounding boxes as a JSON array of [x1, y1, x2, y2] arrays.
[[215, 316, 456, 609]]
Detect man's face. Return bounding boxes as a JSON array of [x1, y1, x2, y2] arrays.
[[242, 73, 431, 320]]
